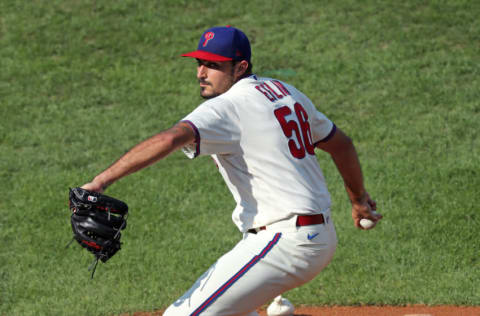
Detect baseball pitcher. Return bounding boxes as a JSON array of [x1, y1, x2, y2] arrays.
[[80, 26, 382, 316]]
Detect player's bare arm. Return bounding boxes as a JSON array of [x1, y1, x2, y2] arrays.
[[316, 127, 382, 228], [82, 122, 196, 192]]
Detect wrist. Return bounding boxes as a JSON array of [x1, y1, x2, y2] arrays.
[[92, 175, 111, 191], [348, 190, 367, 205]]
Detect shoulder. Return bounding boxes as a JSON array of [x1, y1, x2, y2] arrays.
[[198, 95, 236, 112], [186, 96, 238, 125], [226, 75, 261, 94]]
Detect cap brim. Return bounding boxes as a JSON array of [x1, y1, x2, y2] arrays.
[[181, 50, 233, 61]]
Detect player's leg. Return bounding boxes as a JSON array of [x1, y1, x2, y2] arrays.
[[163, 233, 280, 316], [163, 217, 336, 316]]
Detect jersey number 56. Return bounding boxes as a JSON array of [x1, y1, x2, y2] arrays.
[[274, 102, 315, 159]]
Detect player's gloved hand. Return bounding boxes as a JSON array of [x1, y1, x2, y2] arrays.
[[67, 187, 128, 278], [351, 192, 382, 229]]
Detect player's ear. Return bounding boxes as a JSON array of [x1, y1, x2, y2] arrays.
[[235, 60, 249, 78]]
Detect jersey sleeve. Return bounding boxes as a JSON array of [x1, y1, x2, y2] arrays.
[[181, 98, 241, 158], [310, 109, 336, 145]]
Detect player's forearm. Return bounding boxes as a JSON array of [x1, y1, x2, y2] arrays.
[[329, 139, 367, 204], [92, 124, 194, 190], [92, 133, 176, 189]]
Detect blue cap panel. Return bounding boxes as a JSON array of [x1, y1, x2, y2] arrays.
[[195, 26, 251, 62]]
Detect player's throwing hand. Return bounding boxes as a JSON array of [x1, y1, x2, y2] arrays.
[[351, 192, 382, 230]]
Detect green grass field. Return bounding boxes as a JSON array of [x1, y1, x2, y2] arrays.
[[1, 0, 479, 315]]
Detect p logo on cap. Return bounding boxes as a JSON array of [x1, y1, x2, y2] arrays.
[[202, 32, 215, 47]]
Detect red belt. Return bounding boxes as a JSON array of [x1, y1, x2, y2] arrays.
[[248, 214, 325, 234]]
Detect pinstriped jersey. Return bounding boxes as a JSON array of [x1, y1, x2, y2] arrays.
[[182, 75, 335, 232]]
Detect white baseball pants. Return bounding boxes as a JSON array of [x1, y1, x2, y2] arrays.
[[163, 212, 337, 316]]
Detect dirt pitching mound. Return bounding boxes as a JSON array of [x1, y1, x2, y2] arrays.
[[126, 305, 480, 316]]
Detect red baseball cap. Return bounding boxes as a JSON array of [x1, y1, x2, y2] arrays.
[[181, 26, 251, 62]]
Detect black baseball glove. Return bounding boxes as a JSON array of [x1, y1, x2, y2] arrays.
[[67, 187, 128, 277]]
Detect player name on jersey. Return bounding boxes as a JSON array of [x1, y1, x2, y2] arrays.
[[255, 80, 291, 102]]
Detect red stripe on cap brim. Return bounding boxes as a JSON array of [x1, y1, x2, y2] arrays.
[[181, 50, 233, 61]]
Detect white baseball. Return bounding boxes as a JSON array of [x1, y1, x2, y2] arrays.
[[360, 218, 375, 229], [360, 211, 379, 229]]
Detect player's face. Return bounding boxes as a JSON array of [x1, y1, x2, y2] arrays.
[[196, 59, 243, 99]]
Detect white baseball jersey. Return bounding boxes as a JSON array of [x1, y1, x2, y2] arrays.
[[182, 75, 336, 232]]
